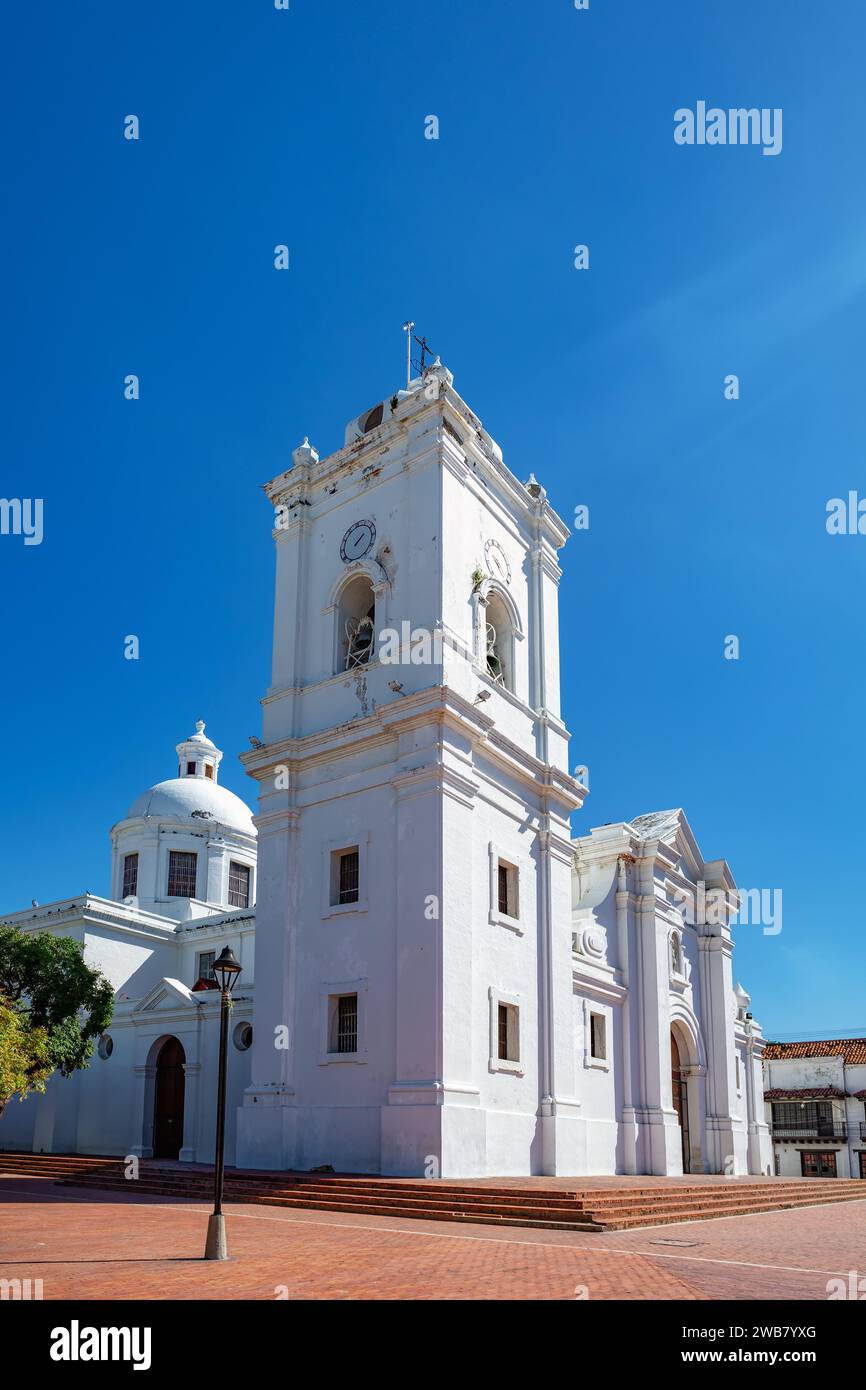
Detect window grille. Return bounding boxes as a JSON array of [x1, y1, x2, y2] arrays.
[[498, 1004, 509, 1060], [168, 850, 197, 897], [338, 850, 359, 904], [336, 995, 358, 1054], [498, 863, 509, 915], [122, 853, 138, 899], [228, 861, 250, 908]]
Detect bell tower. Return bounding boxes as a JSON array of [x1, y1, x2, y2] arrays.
[[237, 359, 586, 1177]]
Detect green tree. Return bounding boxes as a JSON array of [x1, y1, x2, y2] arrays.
[[0, 927, 114, 1115], [0, 997, 53, 1115]]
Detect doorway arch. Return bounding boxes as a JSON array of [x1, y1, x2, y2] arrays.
[[670, 1030, 691, 1174], [152, 1036, 185, 1159]]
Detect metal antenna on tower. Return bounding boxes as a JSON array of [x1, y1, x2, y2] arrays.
[[402, 320, 414, 388], [402, 322, 438, 384]]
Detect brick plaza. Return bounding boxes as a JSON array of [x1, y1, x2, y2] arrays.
[[2, 1173, 864, 1301]]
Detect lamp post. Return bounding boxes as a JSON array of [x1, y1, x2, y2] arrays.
[[204, 945, 241, 1260]]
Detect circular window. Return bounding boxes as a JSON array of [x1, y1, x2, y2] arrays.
[[233, 1022, 253, 1052], [97, 1035, 114, 1060]]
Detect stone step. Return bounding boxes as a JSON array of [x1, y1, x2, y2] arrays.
[[593, 1190, 866, 1230], [57, 1165, 860, 1212], [58, 1170, 866, 1233], [5, 1153, 865, 1234], [63, 1173, 610, 1220]]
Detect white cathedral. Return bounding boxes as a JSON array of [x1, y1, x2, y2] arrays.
[[1, 361, 773, 1179]]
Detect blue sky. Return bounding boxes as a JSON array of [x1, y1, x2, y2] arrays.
[[1, 2, 864, 1039]]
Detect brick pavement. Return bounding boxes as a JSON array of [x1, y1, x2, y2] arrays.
[[0, 1175, 863, 1300]]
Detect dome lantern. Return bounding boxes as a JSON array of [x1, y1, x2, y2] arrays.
[[175, 719, 222, 783]]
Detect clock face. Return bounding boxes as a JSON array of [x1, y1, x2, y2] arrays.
[[340, 519, 376, 563], [485, 538, 511, 584]]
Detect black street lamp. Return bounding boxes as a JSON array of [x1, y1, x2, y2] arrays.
[[204, 945, 242, 1260]]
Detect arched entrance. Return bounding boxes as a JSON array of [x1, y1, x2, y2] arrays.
[[153, 1037, 185, 1159], [671, 1031, 691, 1174]]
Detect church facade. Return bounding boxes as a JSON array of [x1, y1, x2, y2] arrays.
[[1, 361, 772, 1179]]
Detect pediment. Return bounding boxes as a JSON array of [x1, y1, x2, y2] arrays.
[[631, 807, 734, 889], [133, 977, 199, 1014]]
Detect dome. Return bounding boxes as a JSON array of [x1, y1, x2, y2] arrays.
[[126, 777, 255, 835], [122, 720, 256, 836]]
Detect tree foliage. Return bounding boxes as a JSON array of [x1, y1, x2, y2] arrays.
[[0, 928, 114, 1113], [0, 997, 53, 1114]]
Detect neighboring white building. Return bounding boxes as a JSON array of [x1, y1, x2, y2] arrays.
[[763, 1039, 866, 1179], [1, 362, 774, 1179], [0, 722, 256, 1165]]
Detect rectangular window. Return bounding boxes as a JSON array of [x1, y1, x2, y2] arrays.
[[590, 1012, 606, 1061], [332, 848, 359, 906], [497, 1003, 519, 1062], [186, 761, 196, 776], [498, 864, 509, 915], [196, 950, 216, 986], [167, 850, 197, 897], [122, 852, 138, 900], [334, 994, 358, 1054], [228, 861, 251, 909], [204, 764, 214, 780], [497, 859, 518, 919]]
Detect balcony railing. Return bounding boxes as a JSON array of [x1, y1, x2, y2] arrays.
[[860, 1122, 866, 1141], [771, 1122, 848, 1141]]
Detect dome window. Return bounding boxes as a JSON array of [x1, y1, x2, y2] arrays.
[[228, 861, 251, 909], [186, 760, 196, 776], [204, 763, 214, 780], [168, 850, 198, 898], [122, 852, 138, 900]]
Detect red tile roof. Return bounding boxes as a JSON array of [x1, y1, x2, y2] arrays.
[[763, 1039, 866, 1064], [763, 1086, 847, 1100]]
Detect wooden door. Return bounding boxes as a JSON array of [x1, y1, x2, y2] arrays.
[[153, 1037, 185, 1159], [671, 1032, 691, 1173]]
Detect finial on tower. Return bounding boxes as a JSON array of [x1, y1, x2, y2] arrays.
[[292, 436, 319, 469]]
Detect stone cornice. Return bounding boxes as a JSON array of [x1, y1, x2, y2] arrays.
[[571, 965, 628, 1004], [242, 684, 583, 812], [262, 379, 569, 554], [0, 894, 180, 940]]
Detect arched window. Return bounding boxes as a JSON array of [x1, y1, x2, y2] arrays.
[[338, 574, 376, 672], [484, 591, 514, 693]]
